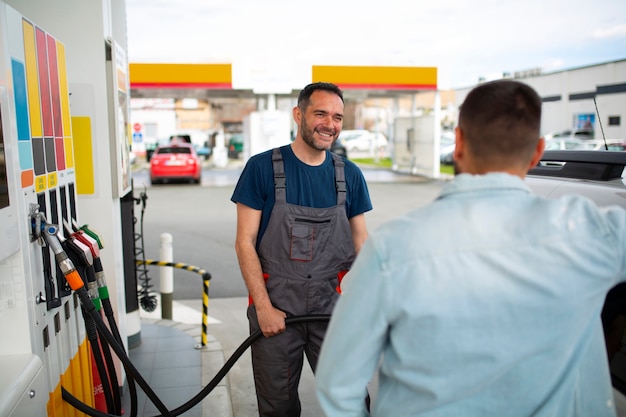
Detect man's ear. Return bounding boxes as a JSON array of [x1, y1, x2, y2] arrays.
[[292, 106, 301, 125], [527, 137, 546, 170]]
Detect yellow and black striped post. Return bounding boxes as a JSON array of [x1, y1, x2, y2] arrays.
[[136, 259, 210, 277], [135, 259, 212, 348], [197, 278, 210, 349]]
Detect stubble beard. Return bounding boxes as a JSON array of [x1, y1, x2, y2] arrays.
[[301, 118, 334, 151]]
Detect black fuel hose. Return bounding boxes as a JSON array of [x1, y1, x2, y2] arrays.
[[70, 287, 174, 417], [102, 291, 139, 417], [95, 255, 135, 417], [168, 314, 332, 416], [83, 306, 117, 414], [97, 323, 122, 414], [62, 238, 121, 414], [62, 314, 332, 417]]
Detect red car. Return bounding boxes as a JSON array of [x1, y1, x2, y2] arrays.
[[150, 143, 202, 184]]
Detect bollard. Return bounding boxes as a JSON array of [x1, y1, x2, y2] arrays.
[[195, 278, 210, 350], [135, 257, 212, 347], [160, 233, 173, 320]]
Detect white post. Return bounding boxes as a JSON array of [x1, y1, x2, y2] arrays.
[[212, 129, 228, 168], [160, 232, 173, 319]]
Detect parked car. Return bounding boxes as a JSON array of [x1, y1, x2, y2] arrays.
[[228, 134, 244, 159], [545, 138, 626, 152], [338, 129, 388, 154], [544, 137, 595, 151], [330, 137, 348, 158], [545, 128, 595, 140], [149, 142, 202, 184], [195, 141, 212, 160], [169, 134, 192, 144], [527, 150, 626, 415], [579, 139, 626, 151], [440, 133, 456, 165], [145, 142, 158, 162]]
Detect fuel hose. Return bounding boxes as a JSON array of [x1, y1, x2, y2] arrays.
[[73, 285, 174, 417], [62, 236, 120, 415], [62, 314, 332, 417], [68, 223, 130, 416], [61, 234, 123, 415], [43, 223, 171, 417], [95, 258, 139, 417]]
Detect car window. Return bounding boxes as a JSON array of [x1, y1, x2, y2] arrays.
[[156, 146, 192, 155], [169, 134, 192, 143], [545, 140, 562, 150]]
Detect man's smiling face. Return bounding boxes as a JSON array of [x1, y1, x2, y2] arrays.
[[299, 90, 344, 151]]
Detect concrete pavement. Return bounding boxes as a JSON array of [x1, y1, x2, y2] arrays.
[[129, 295, 319, 416], [124, 296, 234, 417]]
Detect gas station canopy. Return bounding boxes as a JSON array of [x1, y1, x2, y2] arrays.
[[129, 63, 438, 100]]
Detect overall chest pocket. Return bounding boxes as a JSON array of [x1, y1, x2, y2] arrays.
[[290, 217, 332, 261]]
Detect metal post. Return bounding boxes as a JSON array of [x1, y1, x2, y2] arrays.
[[195, 278, 210, 349], [160, 233, 173, 320]]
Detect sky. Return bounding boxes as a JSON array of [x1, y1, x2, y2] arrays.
[[125, 0, 626, 90]]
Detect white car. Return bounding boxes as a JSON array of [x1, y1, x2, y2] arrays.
[[440, 133, 456, 165], [579, 139, 626, 151], [527, 150, 626, 415], [338, 130, 388, 154], [544, 129, 595, 140], [545, 137, 626, 152], [545, 137, 594, 151]]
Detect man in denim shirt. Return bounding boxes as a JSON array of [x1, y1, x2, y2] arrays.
[[316, 80, 626, 417]]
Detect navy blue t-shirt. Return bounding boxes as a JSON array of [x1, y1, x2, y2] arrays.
[[231, 145, 372, 246]]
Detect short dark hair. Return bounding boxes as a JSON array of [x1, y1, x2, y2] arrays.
[[459, 80, 542, 166], [297, 82, 344, 112]]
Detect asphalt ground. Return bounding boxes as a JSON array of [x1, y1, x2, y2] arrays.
[[131, 155, 448, 300]]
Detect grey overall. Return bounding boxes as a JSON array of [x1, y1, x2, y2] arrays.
[[247, 148, 356, 417]]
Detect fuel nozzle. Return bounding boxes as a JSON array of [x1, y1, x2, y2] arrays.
[[29, 203, 47, 245], [42, 223, 85, 292]]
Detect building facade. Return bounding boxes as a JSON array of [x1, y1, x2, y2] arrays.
[[455, 59, 626, 140]]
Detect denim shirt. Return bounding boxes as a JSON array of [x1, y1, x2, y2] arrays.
[[316, 173, 626, 417]]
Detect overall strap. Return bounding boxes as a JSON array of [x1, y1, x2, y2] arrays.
[[331, 152, 347, 206], [272, 148, 286, 203]]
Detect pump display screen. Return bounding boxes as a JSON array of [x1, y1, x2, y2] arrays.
[[0, 107, 9, 210]]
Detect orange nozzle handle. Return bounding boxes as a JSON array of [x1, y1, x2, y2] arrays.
[[65, 270, 84, 291]]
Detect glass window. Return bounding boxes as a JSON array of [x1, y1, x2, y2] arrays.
[[157, 146, 192, 155], [608, 116, 621, 126]]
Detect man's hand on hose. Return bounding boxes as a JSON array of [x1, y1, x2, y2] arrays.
[[257, 305, 287, 337]]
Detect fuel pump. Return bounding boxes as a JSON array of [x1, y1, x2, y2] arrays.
[[0, 1, 133, 415]]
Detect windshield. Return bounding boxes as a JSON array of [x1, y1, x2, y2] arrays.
[[156, 146, 192, 155]]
